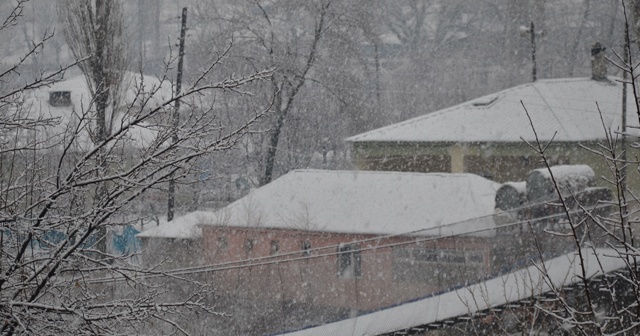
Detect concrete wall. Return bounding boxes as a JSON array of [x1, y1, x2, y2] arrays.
[[351, 140, 638, 188]]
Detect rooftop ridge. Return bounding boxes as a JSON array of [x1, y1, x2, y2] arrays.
[[287, 169, 497, 179], [347, 76, 628, 143]]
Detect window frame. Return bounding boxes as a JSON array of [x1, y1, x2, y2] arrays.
[[270, 240, 279, 255], [244, 238, 254, 252], [217, 236, 228, 250], [337, 244, 362, 279], [301, 240, 311, 256]]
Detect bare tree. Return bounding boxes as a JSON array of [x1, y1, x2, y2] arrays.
[[189, 0, 381, 190], [495, 7, 640, 334], [255, 1, 332, 185], [0, 1, 274, 334], [442, 7, 640, 334], [56, 0, 129, 255], [57, 0, 128, 140]]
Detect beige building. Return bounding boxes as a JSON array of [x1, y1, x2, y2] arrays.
[[348, 75, 638, 186]]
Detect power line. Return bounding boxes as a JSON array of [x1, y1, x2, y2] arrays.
[[77, 200, 611, 284]]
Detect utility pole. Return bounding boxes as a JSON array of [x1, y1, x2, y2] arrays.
[[530, 21, 536, 82], [621, 20, 629, 197], [521, 21, 544, 82], [167, 7, 187, 222]]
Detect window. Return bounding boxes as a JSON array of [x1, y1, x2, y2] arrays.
[[270, 240, 279, 255], [337, 244, 361, 278], [244, 239, 254, 252], [49, 91, 72, 107], [301, 240, 311, 256], [217, 236, 228, 250], [393, 247, 485, 284], [394, 247, 484, 265]]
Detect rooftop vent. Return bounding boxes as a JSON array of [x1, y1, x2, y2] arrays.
[[591, 42, 607, 81], [471, 95, 499, 107], [49, 91, 71, 107]]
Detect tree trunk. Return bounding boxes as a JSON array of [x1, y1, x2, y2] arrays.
[[93, 0, 111, 256]]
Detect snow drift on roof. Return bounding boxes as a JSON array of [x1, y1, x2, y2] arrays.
[[213, 170, 499, 236], [347, 77, 638, 143], [139, 170, 500, 238], [137, 211, 215, 239]]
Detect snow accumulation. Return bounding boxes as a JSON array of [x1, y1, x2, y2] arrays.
[[494, 181, 527, 211], [502, 181, 527, 194], [527, 164, 596, 201], [137, 170, 501, 239], [347, 77, 638, 143], [25, 72, 172, 148], [136, 211, 217, 239], [212, 170, 498, 236], [532, 164, 595, 180], [278, 248, 625, 336]]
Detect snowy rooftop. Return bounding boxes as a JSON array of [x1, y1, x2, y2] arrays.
[[279, 248, 625, 336], [532, 164, 595, 180], [347, 77, 639, 143], [24, 72, 172, 148], [139, 170, 500, 238], [137, 211, 216, 239]]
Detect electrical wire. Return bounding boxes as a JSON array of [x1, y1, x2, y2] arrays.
[[78, 199, 613, 284]]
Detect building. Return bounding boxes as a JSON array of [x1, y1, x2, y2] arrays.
[[278, 248, 627, 336], [138, 165, 613, 334], [17, 72, 172, 256], [137, 170, 502, 330], [347, 49, 638, 185], [136, 210, 209, 268], [24, 71, 170, 149], [137, 168, 609, 334]]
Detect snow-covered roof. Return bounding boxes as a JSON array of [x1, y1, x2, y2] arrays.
[[23, 72, 172, 148], [32, 71, 172, 111], [279, 248, 625, 336], [347, 77, 638, 143], [140, 170, 500, 239], [138, 170, 499, 238], [532, 164, 595, 180], [137, 211, 216, 239]]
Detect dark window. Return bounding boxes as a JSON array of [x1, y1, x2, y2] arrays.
[[49, 91, 72, 107], [244, 239, 254, 252], [217, 236, 227, 249], [440, 250, 465, 263], [301, 240, 311, 256], [337, 244, 361, 278], [270, 240, 279, 255], [396, 248, 484, 265], [364, 155, 450, 173], [468, 251, 484, 263], [393, 247, 485, 284], [414, 249, 438, 262]]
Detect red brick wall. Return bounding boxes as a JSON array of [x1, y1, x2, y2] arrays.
[[201, 225, 492, 312]]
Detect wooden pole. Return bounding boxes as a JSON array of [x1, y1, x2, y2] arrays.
[[531, 21, 537, 82], [167, 7, 187, 222]]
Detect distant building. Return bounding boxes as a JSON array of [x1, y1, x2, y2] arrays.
[[138, 166, 612, 334], [279, 248, 626, 336], [23, 72, 171, 149], [347, 48, 638, 185], [138, 170, 501, 312], [137, 169, 581, 329], [17, 72, 172, 257]]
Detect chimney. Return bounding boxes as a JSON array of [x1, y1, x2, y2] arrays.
[[591, 42, 607, 81]]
